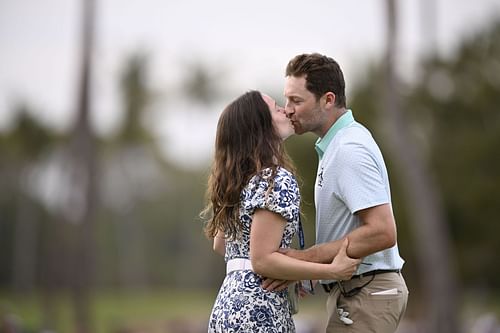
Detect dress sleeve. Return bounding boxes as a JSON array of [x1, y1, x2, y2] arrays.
[[249, 168, 300, 222]]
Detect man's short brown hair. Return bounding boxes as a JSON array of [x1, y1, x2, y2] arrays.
[[286, 53, 346, 107]]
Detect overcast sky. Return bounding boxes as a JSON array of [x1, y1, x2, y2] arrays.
[[1, 0, 500, 168]]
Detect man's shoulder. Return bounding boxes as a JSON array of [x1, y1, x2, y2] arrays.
[[338, 121, 372, 140], [334, 123, 379, 152]]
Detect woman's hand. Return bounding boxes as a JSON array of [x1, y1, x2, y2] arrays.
[[329, 238, 361, 280]]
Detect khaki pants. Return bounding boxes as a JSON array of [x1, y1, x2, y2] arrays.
[[325, 272, 408, 333]]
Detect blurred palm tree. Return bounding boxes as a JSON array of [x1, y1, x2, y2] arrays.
[[181, 60, 226, 106], [380, 1, 460, 332], [59, 0, 99, 331]]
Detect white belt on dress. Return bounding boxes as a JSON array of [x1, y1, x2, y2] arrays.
[[226, 258, 253, 274]]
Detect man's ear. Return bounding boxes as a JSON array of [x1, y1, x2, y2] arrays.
[[323, 92, 336, 108]]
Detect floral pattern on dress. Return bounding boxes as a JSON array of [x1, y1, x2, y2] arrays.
[[208, 167, 300, 333]]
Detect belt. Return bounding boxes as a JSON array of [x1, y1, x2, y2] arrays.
[[321, 269, 401, 293], [226, 258, 253, 274]]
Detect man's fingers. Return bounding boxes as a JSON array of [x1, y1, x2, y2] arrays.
[[261, 278, 274, 289], [267, 279, 287, 291], [261, 279, 291, 291], [272, 280, 292, 292]]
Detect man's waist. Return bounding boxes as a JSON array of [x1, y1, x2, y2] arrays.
[[321, 269, 401, 293]]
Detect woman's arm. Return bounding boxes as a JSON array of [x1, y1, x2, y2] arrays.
[[250, 209, 359, 281], [213, 230, 225, 256]]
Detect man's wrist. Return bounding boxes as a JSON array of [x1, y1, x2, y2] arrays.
[[296, 247, 318, 262], [284, 247, 320, 263]]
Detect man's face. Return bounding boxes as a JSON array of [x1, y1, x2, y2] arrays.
[[284, 75, 326, 136]]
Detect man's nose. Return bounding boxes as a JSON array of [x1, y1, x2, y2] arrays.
[[284, 103, 293, 118]]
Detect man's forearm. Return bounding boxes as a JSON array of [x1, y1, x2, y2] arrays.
[[285, 241, 341, 263], [286, 220, 394, 263], [287, 231, 386, 264], [310, 241, 342, 263]]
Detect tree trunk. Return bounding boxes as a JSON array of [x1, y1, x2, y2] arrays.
[[382, 1, 461, 332], [66, 0, 98, 332], [12, 182, 37, 292]]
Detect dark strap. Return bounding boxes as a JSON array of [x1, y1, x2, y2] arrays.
[[321, 269, 401, 294], [296, 216, 315, 294], [354, 269, 400, 279], [298, 216, 305, 249]]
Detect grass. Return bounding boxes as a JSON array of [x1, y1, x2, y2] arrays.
[[0, 288, 329, 333], [0, 288, 215, 332], [4, 288, 498, 332]]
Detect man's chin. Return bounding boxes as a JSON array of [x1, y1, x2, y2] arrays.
[[293, 127, 306, 135]]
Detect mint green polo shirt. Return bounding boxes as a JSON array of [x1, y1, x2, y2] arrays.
[[315, 110, 355, 159], [313, 109, 405, 281]]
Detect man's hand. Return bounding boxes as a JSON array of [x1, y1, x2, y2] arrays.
[[261, 278, 295, 292]]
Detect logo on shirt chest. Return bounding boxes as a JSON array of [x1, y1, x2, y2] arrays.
[[317, 166, 324, 188]]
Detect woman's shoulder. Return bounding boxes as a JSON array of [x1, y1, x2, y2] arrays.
[[276, 166, 295, 177], [254, 166, 296, 180], [264, 167, 298, 189], [245, 166, 295, 189]]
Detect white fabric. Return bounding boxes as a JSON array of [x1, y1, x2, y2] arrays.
[[226, 258, 253, 274]]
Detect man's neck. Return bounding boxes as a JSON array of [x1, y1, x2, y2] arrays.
[[318, 107, 347, 138]]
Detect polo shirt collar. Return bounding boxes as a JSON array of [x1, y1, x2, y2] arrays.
[[315, 110, 354, 159]]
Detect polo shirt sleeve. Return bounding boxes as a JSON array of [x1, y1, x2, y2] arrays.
[[251, 169, 300, 222], [335, 143, 390, 213]]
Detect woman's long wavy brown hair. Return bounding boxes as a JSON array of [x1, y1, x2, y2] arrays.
[[201, 90, 295, 240]]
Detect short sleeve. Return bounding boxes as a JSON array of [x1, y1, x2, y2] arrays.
[[246, 168, 300, 222], [335, 143, 390, 213]]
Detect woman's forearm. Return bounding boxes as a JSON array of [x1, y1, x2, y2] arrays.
[[251, 251, 334, 281]]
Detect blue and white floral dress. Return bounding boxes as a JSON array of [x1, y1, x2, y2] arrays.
[[208, 167, 301, 333]]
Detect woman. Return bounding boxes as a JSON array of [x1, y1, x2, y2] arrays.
[[202, 90, 359, 332]]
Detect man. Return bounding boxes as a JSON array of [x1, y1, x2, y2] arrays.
[[282, 53, 408, 332]]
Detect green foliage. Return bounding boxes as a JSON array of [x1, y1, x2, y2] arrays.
[[345, 19, 500, 291], [285, 133, 319, 245], [407, 20, 500, 288], [117, 53, 154, 143], [181, 61, 224, 105], [0, 104, 56, 158]]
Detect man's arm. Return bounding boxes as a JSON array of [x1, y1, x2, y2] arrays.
[[284, 203, 396, 263]]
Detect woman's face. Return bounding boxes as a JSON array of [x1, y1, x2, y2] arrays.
[[261, 94, 295, 140]]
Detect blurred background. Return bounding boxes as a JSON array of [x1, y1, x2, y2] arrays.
[[1, 0, 500, 332]]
